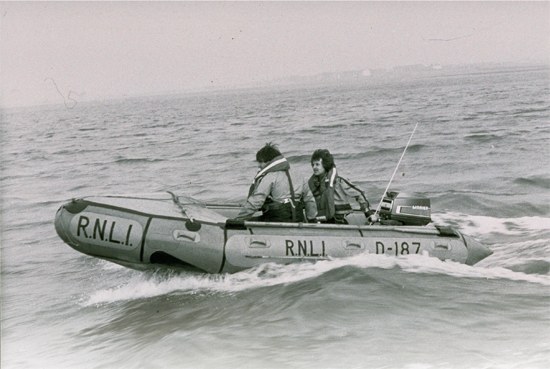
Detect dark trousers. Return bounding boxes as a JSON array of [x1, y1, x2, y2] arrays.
[[260, 202, 304, 222]]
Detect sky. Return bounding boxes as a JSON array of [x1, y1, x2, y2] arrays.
[[1, 1, 549, 108]]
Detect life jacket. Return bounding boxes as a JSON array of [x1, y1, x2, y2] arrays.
[[248, 156, 303, 222], [248, 156, 290, 196], [308, 168, 369, 222], [308, 167, 337, 220]]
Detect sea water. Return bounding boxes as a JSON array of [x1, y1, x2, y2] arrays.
[[1, 65, 549, 369]]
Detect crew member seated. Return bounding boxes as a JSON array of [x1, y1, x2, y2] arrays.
[[235, 143, 317, 222], [308, 149, 371, 224]]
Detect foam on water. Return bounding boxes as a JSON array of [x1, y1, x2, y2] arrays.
[[84, 251, 550, 305], [433, 212, 550, 237]]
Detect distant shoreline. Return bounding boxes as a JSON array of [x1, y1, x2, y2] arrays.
[[3, 62, 548, 110]]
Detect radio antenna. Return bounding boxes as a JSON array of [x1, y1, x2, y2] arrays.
[[372, 122, 419, 220]]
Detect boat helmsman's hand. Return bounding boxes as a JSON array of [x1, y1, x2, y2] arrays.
[[367, 213, 379, 224]]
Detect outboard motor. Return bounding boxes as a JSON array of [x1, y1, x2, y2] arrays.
[[379, 191, 431, 226]]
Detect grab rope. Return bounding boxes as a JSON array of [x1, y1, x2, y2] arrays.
[[167, 191, 195, 222]]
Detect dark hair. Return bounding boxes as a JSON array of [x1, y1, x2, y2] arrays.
[[256, 142, 281, 163], [311, 149, 335, 172]]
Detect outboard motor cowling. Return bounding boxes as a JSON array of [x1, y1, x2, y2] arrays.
[[379, 191, 431, 226]]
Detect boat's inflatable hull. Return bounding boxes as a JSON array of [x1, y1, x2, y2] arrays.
[[54, 194, 492, 273]]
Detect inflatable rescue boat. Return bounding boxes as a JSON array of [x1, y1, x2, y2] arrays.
[[54, 192, 492, 273]]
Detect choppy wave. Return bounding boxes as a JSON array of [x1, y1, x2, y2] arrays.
[[513, 175, 550, 189], [508, 259, 550, 275], [339, 143, 428, 160], [84, 252, 550, 305], [433, 212, 550, 237], [511, 106, 550, 116], [112, 157, 165, 164], [463, 133, 502, 143], [77, 127, 98, 132]]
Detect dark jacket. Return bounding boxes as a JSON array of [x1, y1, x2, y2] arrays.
[[308, 167, 367, 222]]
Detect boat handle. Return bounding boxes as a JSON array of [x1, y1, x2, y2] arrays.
[[173, 230, 200, 243], [249, 238, 270, 248], [434, 243, 451, 250], [343, 241, 363, 249]]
